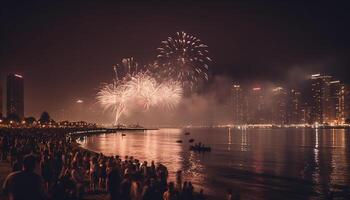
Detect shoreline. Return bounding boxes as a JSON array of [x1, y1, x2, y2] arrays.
[[0, 127, 200, 200]]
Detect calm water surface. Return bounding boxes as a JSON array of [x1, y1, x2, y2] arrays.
[[79, 128, 350, 199]]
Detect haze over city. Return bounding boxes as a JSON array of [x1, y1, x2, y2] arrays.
[[1, 1, 350, 125]]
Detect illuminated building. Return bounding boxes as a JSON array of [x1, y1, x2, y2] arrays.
[[6, 73, 24, 119], [308, 74, 347, 124], [247, 87, 265, 124], [309, 74, 332, 123], [328, 81, 345, 124], [231, 84, 244, 124], [344, 84, 350, 123], [272, 87, 287, 124], [0, 82, 2, 118], [300, 103, 312, 124], [287, 89, 301, 124]]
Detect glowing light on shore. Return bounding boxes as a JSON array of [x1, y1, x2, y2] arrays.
[[252, 87, 261, 91]]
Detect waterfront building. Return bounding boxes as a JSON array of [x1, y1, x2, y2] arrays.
[[287, 89, 302, 124], [0, 82, 2, 119], [300, 103, 312, 124], [345, 84, 350, 123], [6, 73, 24, 119], [231, 84, 244, 124], [247, 87, 266, 124], [309, 74, 332, 123], [271, 87, 287, 125], [328, 81, 345, 124]]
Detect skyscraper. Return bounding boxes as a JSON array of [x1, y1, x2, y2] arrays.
[[271, 87, 287, 125], [328, 80, 345, 124], [309, 74, 332, 123], [0, 82, 2, 119], [7, 73, 24, 119], [247, 87, 265, 124], [343, 84, 350, 123], [287, 89, 301, 124], [231, 84, 244, 124]]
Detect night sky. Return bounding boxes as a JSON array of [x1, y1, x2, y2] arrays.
[[1, 1, 350, 121]]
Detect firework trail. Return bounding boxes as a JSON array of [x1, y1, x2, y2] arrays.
[[156, 31, 211, 89]]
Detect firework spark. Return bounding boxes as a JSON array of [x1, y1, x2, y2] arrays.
[[156, 31, 211, 88], [96, 82, 129, 125], [97, 71, 183, 125], [97, 31, 212, 124]]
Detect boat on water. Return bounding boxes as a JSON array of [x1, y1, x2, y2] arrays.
[[190, 145, 211, 152]]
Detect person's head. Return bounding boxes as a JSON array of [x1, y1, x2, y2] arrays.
[[177, 170, 182, 176], [144, 178, 150, 186], [183, 181, 188, 188], [168, 182, 175, 192], [23, 154, 36, 171], [71, 161, 78, 169]]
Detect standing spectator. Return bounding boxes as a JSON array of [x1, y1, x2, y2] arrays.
[[40, 154, 53, 191], [196, 189, 206, 200], [107, 162, 121, 200], [98, 158, 107, 191], [89, 156, 99, 192], [176, 170, 182, 191], [163, 182, 179, 200], [2, 154, 46, 200], [71, 161, 85, 199]]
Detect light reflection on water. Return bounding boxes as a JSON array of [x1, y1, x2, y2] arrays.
[[79, 128, 350, 199]]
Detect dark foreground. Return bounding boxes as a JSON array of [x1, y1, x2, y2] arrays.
[[0, 128, 216, 200]]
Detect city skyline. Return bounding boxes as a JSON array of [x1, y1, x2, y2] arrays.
[[1, 71, 349, 126], [230, 73, 350, 125]]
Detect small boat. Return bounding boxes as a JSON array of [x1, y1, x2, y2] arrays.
[[121, 133, 126, 136], [189, 139, 195, 143], [184, 132, 190, 135], [190, 145, 211, 152], [176, 140, 183, 143]]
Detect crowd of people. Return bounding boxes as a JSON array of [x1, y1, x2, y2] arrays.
[[0, 128, 211, 200]]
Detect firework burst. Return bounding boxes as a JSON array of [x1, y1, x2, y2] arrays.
[[97, 70, 183, 125], [97, 31, 212, 124], [156, 31, 211, 88]]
